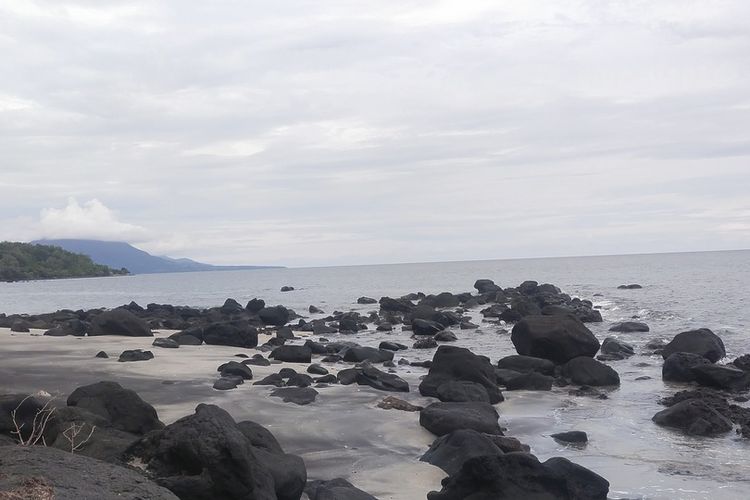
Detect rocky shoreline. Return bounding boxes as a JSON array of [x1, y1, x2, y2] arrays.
[[1, 279, 749, 499]]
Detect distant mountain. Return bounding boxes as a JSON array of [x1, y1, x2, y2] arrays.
[[33, 239, 282, 275]]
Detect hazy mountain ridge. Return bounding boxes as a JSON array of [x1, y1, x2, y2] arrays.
[[33, 239, 283, 274]]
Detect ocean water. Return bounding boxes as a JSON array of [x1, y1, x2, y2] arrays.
[[1, 249, 750, 499]]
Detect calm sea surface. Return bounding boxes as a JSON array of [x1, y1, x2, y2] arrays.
[[2, 249, 750, 499]]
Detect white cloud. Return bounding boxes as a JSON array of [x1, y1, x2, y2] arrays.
[[37, 198, 151, 242]]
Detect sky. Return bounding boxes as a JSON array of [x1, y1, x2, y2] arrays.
[[1, 0, 749, 267]]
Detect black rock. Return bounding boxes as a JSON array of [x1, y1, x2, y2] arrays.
[[600, 337, 635, 358], [544, 456, 610, 500], [562, 357, 620, 386], [379, 341, 408, 351], [420, 346, 504, 404], [270, 345, 313, 363], [305, 478, 378, 500], [551, 430, 588, 444], [435, 330, 458, 342], [220, 298, 244, 314], [243, 356, 271, 367], [425, 453, 569, 500], [421, 429, 504, 475], [254, 374, 285, 387], [497, 355, 555, 375], [218, 361, 253, 380], [692, 364, 750, 391], [661, 328, 726, 362], [617, 284, 642, 289], [356, 365, 410, 392], [203, 322, 259, 349], [609, 321, 649, 333], [95, 351, 109, 359], [342, 346, 394, 363], [169, 331, 203, 346], [733, 354, 750, 371], [511, 315, 600, 363], [152, 338, 180, 349], [412, 318, 445, 336], [118, 349, 154, 362], [246, 298, 265, 313], [90, 309, 152, 337], [307, 364, 329, 375], [357, 296, 378, 304], [276, 326, 295, 339], [213, 377, 241, 390], [270, 387, 318, 405], [652, 399, 733, 436], [436, 381, 492, 403], [125, 404, 304, 500], [474, 279, 502, 294], [68, 381, 163, 434], [420, 402, 502, 436], [259, 305, 291, 326], [280, 286, 295, 292], [0, 446, 179, 500], [662, 352, 710, 382], [505, 372, 553, 391]]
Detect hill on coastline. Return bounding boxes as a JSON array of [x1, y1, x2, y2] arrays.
[[0, 241, 127, 282], [32, 239, 283, 275]]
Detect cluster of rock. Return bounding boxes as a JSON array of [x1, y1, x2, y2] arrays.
[[414, 345, 610, 499], [0, 381, 381, 500], [653, 328, 750, 437]]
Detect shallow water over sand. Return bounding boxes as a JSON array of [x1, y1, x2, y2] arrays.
[[1, 250, 750, 499]]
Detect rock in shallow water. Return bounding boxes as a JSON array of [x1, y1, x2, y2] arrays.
[[562, 356, 620, 386], [270, 387, 319, 405], [661, 328, 726, 363], [511, 315, 600, 364], [305, 478, 378, 500], [420, 402, 502, 436], [652, 399, 733, 436], [420, 346, 503, 404], [118, 349, 154, 362]]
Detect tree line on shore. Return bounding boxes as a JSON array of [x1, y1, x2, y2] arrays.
[[0, 241, 128, 282]]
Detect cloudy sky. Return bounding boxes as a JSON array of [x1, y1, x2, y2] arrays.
[[1, 0, 749, 267]]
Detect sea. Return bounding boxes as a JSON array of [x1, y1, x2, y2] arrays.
[[1, 249, 749, 499]]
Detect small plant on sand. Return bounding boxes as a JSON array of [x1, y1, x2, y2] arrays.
[[61, 422, 96, 453], [9, 395, 56, 447]]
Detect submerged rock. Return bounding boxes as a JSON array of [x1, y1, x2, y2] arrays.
[[609, 321, 649, 333]]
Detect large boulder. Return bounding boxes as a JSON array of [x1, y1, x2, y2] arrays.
[[421, 429, 504, 475], [125, 404, 305, 500], [691, 364, 750, 392], [0, 446, 178, 500], [90, 309, 152, 337], [511, 315, 600, 364], [427, 452, 608, 500], [562, 357, 620, 386], [661, 328, 726, 362], [652, 399, 732, 436], [420, 402, 502, 436], [419, 346, 503, 404], [504, 372, 554, 391], [67, 381, 163, 435], [599, 337, 634, 359], [49, 406, 140, 462], [259, 306, 290, 326], [544, 457, 610, 500], [203, 322, 258, 348], [474, 279, 501, 294], [662, 352, 711, 382]]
